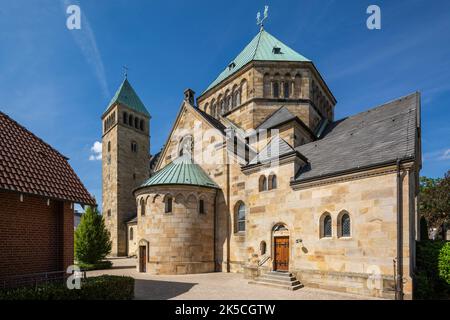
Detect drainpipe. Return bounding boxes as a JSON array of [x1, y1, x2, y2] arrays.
[[226, 162, 231, 273], [396, 159, 404, 300], [213, 189, 218, 272]]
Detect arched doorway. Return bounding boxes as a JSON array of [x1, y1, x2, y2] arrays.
[[272, 224, 289, 271], [138, 239, 149, 273]]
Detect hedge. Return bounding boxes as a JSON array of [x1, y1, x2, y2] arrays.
[[0, 275, 134, 300], [76, 260, 113, 271], [415, 241, 450, 299]]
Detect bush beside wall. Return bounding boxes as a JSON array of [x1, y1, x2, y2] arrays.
[[415, 241, 450, 299], [0, 275, 134, 300]]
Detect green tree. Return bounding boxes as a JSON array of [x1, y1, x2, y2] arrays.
[[75, 206, 112, 264], [419, 170, 450, 232]]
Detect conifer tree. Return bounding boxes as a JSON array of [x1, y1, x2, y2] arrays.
[[75, 206, 112, 264]]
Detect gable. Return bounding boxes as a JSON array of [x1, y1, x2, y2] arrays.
[[155, 101, 226, 171]]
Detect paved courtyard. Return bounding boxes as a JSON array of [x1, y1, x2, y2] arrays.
[[87, 258, 381, 300]]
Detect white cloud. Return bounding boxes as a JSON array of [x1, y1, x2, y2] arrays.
[[438, 149, 450, 160], [89, 141, 102, 161], [423, 148, 450, 162]]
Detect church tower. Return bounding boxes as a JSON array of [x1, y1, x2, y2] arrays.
[[102, 77, 151, 256]]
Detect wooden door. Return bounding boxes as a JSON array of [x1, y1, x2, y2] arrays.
[[274, 237, 289, 271], [139, 246, 146, 272]]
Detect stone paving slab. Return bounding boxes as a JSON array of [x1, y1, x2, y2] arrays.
[[87, 258, 382, 300]]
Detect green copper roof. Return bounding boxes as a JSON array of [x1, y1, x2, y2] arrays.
[[138, 155, 219, 189], [106, 78, 150, 116], [203, 29, 310, 94]]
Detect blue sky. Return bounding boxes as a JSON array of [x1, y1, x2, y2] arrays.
[[0, 0, 449, 208]]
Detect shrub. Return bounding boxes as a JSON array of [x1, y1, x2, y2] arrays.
[[77, 260, 113, 271], [75, 206, 112, 264], [415, 241, 450, 299], [0, 275, 134, 300], [438, 242, 450, 285]]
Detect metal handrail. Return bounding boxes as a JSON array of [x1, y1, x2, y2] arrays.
[[258, 255, 271, 267]]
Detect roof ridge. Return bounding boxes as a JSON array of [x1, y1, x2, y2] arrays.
[[340, 92, 418, 122], [251, 29, 264, 60]]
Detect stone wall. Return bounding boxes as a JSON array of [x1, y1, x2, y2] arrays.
[[102, 104, 150, 256], [135, 185, 217, 274]]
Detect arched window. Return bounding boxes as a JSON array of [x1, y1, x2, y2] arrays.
[[140, 198, 145, 216], [129, 227, 133, 240], [220, 99, 225, 114], [263, 73, 271, 98], [210, 99, 216, 117], [235, 89, 241, 106], [179, 135, 193, 158], [283, 82, 290, 98], [140, 119, 144, 131], [131, 141, 138, 153], [128, 114, 134, 127], [135, 117, 139, 129], [199, 199, 205, 214], [320, 213, 332, 238], [272, 82, 280, 98], [338, 212, 351, 237], [236, 202, 246, 232], [123, 112, 128, 125], [165, 196, 173, 213], [260, 241, 267, 255], [259, 175, 267, 192], [269, 175, 277, 190]]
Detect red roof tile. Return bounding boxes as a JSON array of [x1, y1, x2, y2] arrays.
[[0, 112, 96, 205]]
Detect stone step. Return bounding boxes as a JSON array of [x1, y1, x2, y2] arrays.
[[266, 272, 294, 279], [248, 280, 303, 291], [249, 272, 303, 291], [261, 274, 297, 282], [257, 276, 301, 286]]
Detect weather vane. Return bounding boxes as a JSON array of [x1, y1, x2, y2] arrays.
[[123, 65, 129, 79], [256, 5, 269, 30]]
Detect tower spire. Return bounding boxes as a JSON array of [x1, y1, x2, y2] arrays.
[[123, 65, 128, 79]]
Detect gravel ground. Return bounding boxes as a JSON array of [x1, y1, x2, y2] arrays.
[[87, 258, 382, 300]]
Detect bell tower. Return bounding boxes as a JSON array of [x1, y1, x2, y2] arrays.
[[102, 77, 151, 256]]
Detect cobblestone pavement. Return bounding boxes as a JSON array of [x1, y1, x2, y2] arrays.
[[87, 258, 382, 300]]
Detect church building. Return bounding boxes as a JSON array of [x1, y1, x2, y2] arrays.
[[101, 27, 422, 299]]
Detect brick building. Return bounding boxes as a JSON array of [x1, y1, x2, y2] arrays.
[[0, 112, 95, 280]]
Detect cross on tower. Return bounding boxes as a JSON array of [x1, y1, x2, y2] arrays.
[[123, 66, 129, 79]]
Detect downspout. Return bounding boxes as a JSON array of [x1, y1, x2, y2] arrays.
[[213, 188, 218, 272], [396, 159, 404, 300], [226, 162, 231, 273]]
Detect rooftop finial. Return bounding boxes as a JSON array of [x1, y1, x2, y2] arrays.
[[123, 65, 129, 79], [256, 5, 269, 30]]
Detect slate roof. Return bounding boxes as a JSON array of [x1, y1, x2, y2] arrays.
[[0, 112, 96, 205], [105, 78, 150, 117], [136, 154, 219, 190], [257, 107, 298, 130], [202, 29, 310, 94], [126, 216, 137, 224], [249, 136, 296, 165], [294, 93, 419, 182]]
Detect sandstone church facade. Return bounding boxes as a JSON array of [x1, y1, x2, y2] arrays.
[[101, 28, 422, 299]]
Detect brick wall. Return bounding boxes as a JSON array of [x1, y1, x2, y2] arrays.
[[0, 190, 74, 279]]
